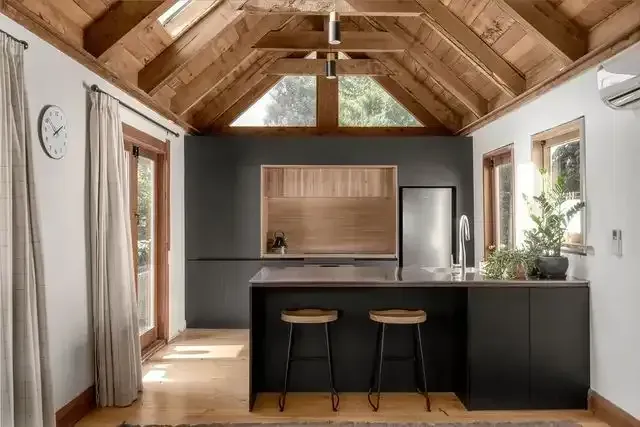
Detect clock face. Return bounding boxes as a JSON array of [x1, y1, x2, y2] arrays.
[[39, 105, 68, 159]]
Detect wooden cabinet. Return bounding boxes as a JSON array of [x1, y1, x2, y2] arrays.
[[466, 287, 590, 410], [261, 165, 398, 258]]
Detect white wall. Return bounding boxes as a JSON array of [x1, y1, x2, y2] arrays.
[[0, 14, 186, 411], [472, 43, 640, 418]]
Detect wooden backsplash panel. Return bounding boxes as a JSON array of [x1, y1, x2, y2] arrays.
[[263, 166, 396, 198], [266, 197, 396, 254]]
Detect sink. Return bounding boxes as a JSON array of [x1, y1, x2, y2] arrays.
[[422, 266, 478, 274]]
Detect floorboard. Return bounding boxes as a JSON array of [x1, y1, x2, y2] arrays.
[[77, 329, 607, 426]]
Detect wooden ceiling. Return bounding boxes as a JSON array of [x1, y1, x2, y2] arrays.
[[3, 0, 640, 135]]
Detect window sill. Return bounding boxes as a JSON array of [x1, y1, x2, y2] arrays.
[[561, 244, 592, 256]]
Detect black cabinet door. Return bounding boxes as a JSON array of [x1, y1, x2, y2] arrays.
[[530, 287, 590, 409], [467, 288, 530, 410]]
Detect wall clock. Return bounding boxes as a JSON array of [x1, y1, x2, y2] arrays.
[[39, 105, 68, 159]]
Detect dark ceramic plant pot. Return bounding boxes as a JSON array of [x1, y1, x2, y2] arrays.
[[536, 256, 569, 279]]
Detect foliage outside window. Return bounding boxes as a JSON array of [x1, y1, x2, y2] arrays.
[[338, 76, 422, 127], [532, 117, 586, 251], [231, 76, 317, 127], [483, 145, 515, 257]]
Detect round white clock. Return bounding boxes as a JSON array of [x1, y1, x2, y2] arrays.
[[39, 105, 68, 159]]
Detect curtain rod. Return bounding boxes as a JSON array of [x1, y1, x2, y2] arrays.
[[90, 84, 180, 138], [0, 29, 29, 49]]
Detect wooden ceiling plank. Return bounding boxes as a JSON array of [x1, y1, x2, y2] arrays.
[[494, 0, 587, 65], [588, 0, 640, 50], [372, 75, 445, 128], [414, 0, 525, 98], [253, 30, 405, 52], [7, 0, 84, 48], [212, 75, 282, 127], [371, 53, 462, 132], [87, 0, 178, 62], [170, 14, 296, 117], [241, 0, 422, 15], [84, 0, 165, 58], [264, 58, 391, 75], [372, 16, 487, 118], [138, 0, 247, 94]]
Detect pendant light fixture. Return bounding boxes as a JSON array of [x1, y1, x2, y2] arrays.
[[329, 11, 341, 45], [325, 52, 337, 79]]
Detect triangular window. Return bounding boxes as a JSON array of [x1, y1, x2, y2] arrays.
[[338, 76, 422, 127], [231, 76, 317, 127]]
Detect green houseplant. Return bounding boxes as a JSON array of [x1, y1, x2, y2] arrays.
[[523, 170, 585, 279]]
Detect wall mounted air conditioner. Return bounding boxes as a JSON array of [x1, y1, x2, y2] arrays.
[[597, 42, 640, 110]]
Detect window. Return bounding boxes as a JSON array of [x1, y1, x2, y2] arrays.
[[338, 76, 422, 127], [532, 117, 586, 251], [123, 124, 170, 352], [158, 0, 217, 39], [483, 144, 515, 255], [231, 76, 317, 127]]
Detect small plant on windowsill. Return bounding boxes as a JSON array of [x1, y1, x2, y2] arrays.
[[522, 169, 585, 279], [483, 246, 528, 280]]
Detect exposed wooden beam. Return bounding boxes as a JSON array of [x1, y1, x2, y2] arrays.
[[212, 75, 283, 127], [264, 58, 390, 75], [241, 0, 422, 15], [170, 15, 300, 117], [89, 0, 178, 62], [415, 0, 525, 99], [316, 52, 339, 130], [84, 1, 169, 58], [372, 76, 445, 128], [253, 30, 404, 52], [2, 0, 195, 133], [494, 0, 586, 65], [372, 54, 461, 132], [210, 126, 452, 136], [588, 1, 640, 51], [138, 0, 247, 94], [367, 16, 487, 118]]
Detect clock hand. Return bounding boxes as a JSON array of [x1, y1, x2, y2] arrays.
[[53, 125, 64, 136]]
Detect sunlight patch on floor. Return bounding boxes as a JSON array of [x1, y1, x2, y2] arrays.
[[162, 344, 245, 360]]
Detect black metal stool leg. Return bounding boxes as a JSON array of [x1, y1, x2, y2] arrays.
[[367, 323, 386, 411], [415, 323, 431, 412], [278, 323, 294, 412], [412, 324, 423, 393], [324, 323, 340, 411], [368, 323, 382, 393]]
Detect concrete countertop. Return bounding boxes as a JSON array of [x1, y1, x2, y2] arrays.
[[249, 266, 589, 288]]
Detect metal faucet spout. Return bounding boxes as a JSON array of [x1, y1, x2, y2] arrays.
[[458, 215, 471, 272]]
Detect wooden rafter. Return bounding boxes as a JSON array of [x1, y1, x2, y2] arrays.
[[371, 53, 461, 132], [171, 15, 303, 117], [494, 0, 587, 65], [363, 16, 487, 118], [138, 0, 247, 94], [588, 1, 640, 51], [84, 1, 174, 59], [265, 58, 390, 75], [241, 0, 422, 15], [253, 30, 404, 52], [415, 0, 525, 99]]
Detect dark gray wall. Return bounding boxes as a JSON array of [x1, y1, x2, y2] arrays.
[[185, 135, 475, 327]]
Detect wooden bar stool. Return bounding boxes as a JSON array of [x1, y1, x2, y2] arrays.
[[278, 309, 340, 412], [367, 309, 431, 412]]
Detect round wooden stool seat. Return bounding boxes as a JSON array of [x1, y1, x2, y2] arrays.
[[281, 309, 338, 324], [369, 309, 427, 325]]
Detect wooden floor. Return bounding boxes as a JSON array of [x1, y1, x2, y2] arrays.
[[78, 329, 606, 426]]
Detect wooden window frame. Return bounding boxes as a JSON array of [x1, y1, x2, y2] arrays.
[[483, 144, 515, 258], [123, 124, 171, 354], [531, 117, 586, 254]]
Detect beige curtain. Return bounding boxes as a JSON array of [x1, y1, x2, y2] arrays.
[[0, 34, 55, 427], [89, 91, 142, 407]]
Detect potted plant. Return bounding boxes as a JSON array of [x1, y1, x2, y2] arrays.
[[523, 171, 585, 279], [483, 247, 528, 280]]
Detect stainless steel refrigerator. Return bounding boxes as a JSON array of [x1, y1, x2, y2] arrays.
[[401, 187, 454, 268]]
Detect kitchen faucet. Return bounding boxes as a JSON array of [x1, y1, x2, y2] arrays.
[[458, 214, 471, 273]]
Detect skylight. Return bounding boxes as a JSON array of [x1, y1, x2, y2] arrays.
[[158, 0, 218, 39], [158, 0, 191, 26]]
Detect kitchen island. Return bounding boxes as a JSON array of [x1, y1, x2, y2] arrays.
[[249, 266, 589, 412]]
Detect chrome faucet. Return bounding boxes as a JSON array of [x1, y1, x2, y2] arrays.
[[458, 214, 471, 272]]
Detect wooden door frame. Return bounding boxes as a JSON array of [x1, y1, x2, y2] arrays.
[[123, 123, 171, 352]]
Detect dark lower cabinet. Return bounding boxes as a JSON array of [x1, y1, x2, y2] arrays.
[[530, 287, 590, 409], [467, 287, 590, 410], [467, 288, 530, 410]]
